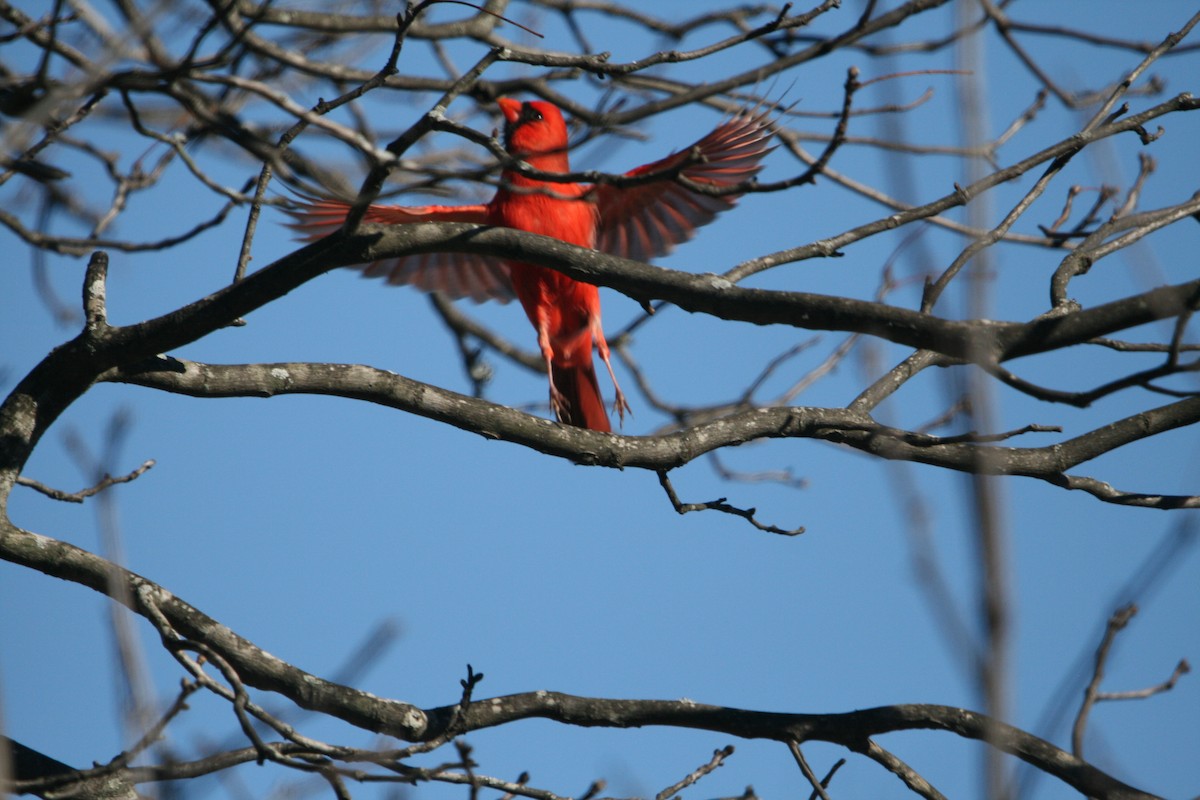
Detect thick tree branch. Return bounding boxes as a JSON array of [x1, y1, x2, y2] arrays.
[[0, 515, 1160, 800], [99, 358, 1200, 508]]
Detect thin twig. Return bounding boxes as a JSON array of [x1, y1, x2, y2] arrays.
[[657, 745, 734, 800], [16, 459, 156, 503], [787, 742, 831, 800], [657, 471, 804, 536]]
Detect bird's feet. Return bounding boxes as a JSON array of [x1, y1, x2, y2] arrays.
[[548, 383, 571, 425], [612, 387, 632, 427]]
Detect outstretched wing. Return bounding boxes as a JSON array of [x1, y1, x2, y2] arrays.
[[284, 197, 516, 304], [594, 109, 774, 263]]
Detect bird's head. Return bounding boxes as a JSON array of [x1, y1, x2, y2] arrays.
[[498, 98, 570, 170]]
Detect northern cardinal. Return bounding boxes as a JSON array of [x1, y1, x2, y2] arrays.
[[288, 98, 773, 431]]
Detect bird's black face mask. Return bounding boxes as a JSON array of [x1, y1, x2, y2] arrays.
[[504, 102, 544, 151]]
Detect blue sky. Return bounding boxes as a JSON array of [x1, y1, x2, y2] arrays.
[[2, 2, 1198, 799]]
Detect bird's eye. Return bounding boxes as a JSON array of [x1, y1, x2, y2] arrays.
[[521, 104, 543, 123]]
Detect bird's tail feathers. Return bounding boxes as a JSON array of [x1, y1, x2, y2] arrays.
[[550, 362, 611, 432]]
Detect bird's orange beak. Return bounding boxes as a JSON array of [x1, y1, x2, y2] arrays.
[[497, 97, 522, 124]]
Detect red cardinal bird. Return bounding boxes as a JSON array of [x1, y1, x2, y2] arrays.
[[289, 98, 773, 431]]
